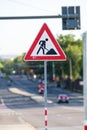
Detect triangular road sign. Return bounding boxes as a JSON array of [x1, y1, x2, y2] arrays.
[[24, 23, 66, 61]]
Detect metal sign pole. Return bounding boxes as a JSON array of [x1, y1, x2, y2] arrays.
[[24, 23, 66, 130], [83, 33, 87, 130], [44, 61, 48, 130]]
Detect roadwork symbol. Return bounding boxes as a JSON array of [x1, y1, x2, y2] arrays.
[[37, 38, 48, 55], [37, 38, 57, 55], [24, 23, 66, 61]]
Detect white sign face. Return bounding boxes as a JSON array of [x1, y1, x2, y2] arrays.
[[31, 31, 60, 56]]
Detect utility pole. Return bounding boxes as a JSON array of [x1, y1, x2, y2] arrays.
[[52, 62, 56, 81], [83, 33, 87, 130]]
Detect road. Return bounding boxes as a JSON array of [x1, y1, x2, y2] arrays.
[[0, 75, 84, 130]]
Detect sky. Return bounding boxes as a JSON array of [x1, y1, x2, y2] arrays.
[[0, 0, 87, 58]]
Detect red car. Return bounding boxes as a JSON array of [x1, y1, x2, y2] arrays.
[[57, 94, 70, 103]]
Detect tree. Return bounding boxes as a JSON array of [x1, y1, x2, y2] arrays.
[[0, 63, 3, 69], [56, 34, 82, 79], [13, 53, 29, 74], [1, 34, 82, 80]]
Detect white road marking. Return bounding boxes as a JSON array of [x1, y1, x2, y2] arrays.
[[63, 106, 83, 111]]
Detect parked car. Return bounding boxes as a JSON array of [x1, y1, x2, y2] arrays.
[[57, 94, 70, 103]]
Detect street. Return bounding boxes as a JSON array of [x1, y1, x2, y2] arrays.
[[0, 75, 84, 130]]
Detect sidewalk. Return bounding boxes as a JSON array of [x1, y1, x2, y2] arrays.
[[0, 124, 37, 130], [0, 103, 37, 130], [38, 126, 83, 130]]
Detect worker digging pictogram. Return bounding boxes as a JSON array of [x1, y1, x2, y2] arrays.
[[37, 38, 57, 55]]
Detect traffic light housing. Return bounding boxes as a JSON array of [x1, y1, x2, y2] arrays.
[[62, 6, 81, 30]]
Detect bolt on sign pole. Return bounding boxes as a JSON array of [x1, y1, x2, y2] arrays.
[[83, 33, 87, 130], [44, 61, 48, 130]]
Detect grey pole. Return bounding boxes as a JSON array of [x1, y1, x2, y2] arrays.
[[52, 61, 55, 80], [83, 32, 87, 129], [69, 58, 72, 80], [0, 14, 79, 20], [44, 61, 48, 130]]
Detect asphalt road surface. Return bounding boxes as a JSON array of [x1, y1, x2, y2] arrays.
[[0, 75, 84, 130]]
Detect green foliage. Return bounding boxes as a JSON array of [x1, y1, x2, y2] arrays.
[[0, 34, 83, 80], [12, 53, 29, 74], [0, 63, 3, 69], [56, 34, 83, 79]]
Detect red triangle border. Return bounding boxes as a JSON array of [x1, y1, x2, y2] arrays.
[[24, 23, 66, 61]]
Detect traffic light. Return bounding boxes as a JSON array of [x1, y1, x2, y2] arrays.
[[62, 6, 81, 30]]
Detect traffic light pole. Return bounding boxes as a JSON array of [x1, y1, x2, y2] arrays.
[[0, 14, 79, 20], [0, 15, 61, 20], [83, 33, 87, 130]]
